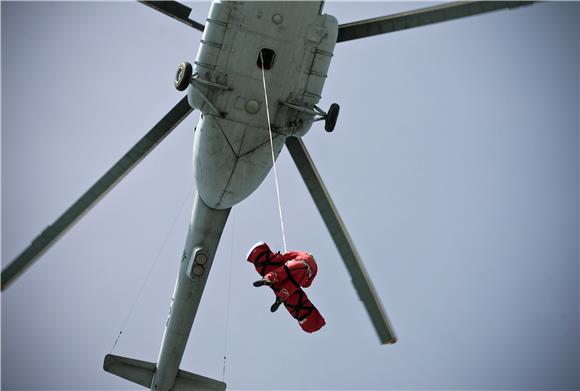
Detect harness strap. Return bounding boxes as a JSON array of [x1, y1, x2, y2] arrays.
[[284, 290, 315, 321], [254, 250, 284, 276], [284, 264, 301, 289]]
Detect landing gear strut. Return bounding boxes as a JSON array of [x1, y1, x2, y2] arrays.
[[281, 101, 341, 133]]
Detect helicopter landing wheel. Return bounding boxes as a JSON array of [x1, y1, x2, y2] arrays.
[[174, 62, 193, 91], [324, 103, 340, 132]]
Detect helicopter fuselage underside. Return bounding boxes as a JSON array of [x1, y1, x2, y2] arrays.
[[189, 1, 338, 209]]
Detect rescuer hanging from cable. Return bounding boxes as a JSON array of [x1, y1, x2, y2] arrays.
[[247, 242, 326, 333]]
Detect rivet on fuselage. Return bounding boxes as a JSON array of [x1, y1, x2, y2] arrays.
[[245, 100, 260, 114], [272, 14, 283, 25]]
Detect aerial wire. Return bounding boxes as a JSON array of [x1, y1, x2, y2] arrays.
[[109, 183, 195, 354], [222, 209, 236, 382], [260, 51, 288, 253]]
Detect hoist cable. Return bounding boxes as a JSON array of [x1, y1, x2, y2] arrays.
[[260, 51, 288, 253]]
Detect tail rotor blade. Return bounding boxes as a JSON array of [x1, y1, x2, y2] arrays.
[[337, 1, 534, 43], [285, 136, 397, 344], [1, 96, 194, 291], [139, 1, 205, 31]]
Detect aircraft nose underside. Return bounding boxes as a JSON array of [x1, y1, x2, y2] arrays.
[[193, 114, 286, 210]]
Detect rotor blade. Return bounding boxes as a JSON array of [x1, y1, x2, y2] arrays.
[[285, 136, 397, 345], [337, 1, 534, 42], [1, 96, 194, 291], [139, 1, 205, 32]]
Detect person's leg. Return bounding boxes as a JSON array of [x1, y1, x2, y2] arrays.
[[270, 296, 283, 312], [283, 288, 326, 333]]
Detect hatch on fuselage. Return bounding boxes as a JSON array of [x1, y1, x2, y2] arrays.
[[257, 48, 276, 70]]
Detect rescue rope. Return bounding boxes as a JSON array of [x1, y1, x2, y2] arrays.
[[260, 51, 288, 253], [109, 184, 194, 354]]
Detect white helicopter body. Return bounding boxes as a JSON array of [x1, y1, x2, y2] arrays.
[[2, 1, 537, 390]]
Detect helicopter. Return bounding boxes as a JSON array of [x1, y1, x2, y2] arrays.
[[3, 2, 572, 391]]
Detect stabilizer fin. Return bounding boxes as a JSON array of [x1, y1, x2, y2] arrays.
[[173, 368, 226, 391], [103, 354, 226, 391]]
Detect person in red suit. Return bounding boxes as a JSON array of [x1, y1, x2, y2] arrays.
[[247, 242, 326, 333]]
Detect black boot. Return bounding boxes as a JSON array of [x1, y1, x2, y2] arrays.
[[253, 278, 272, 287], [270, 297, 283, 313]]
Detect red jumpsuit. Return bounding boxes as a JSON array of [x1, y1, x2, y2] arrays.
[[247, 242, 326, 333]]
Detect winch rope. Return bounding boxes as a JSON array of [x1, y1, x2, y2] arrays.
[[109, 184, 194, 354], [260, 51, 287, 252], [222, 209, 235, 381]]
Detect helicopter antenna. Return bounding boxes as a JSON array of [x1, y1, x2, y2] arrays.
[[222, 209, 236, 382], [109, 184, 194, 354]]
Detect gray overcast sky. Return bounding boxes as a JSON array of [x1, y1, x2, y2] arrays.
[[1, 1, 578, 390]]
